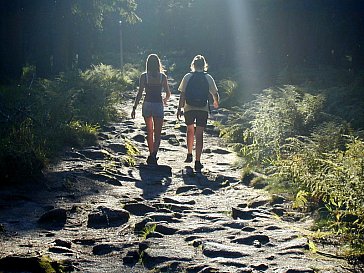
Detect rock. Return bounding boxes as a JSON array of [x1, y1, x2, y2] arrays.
[[138, 163, 172, 176], [271, 194, 286, 204], [146, 231, 164, 239], [176, 185, 198, 194], [178, 224, 225, 235], [265, 225, 281, 231], [231, 207, 254, 220], [253, 239, 262, 248], [54, 239, 71, 249], [145, 212, 181, 223], [231, 234, 270, 245], [153, 223, 178, 235], [87, 207, 129, 228], [165, 135, 180, 146], [201, 188, 215, 195], [133, 134, 145, 143], [141, 239, 193, 269], [38, 208, 67, 228], [285, 268, 315, 273], [48, 246, 74, 254], [271, 206, 286, 216], [163, 196, 196, 205], [279, 237, 309, 250], [78, 149, 108, 160], [97, 132, 109, 140], [105, 143, 127, 154], [123, 203, 156, 216], [72, 238, 96, 246], [123, 250, 139, 265], [155, 203, 193, 212], [202, 242, 248, 258], [211, 148, 231, 154], [84, 172, 122, 186], [251, 263, 269, 271], [134, 218, 153, 234], [101, 125, 116, 132], [93, 244, 120, 255], [249, 200, 269, 208], [218, 220, 246, 229]]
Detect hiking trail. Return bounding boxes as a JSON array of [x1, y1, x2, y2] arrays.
[[0, 85, 354, 272]]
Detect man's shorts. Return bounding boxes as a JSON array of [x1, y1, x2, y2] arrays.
[[184, 110, 208, 127], [142, 101, 164, 118]]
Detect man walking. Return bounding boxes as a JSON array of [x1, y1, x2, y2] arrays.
[[177, 55, 219, 172]]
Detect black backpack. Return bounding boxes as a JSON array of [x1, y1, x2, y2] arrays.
[[185, 72, 209, 107]]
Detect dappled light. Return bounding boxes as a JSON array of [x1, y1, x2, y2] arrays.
[[0, 1, 364, 272]]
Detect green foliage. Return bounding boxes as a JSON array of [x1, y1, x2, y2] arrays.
[[0, 64, 135, 184], [72, 0, 140, 28], [140, 224, 156, 240], [220, 82, 364, 249], [218, 79, 238, 107], [274, 134, 364, 244], [219, 85, 325, 168]]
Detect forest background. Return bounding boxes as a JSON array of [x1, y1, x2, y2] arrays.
[[1, 0, 364, 261]]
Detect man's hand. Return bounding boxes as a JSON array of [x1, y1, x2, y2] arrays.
[[131, 108, 136, 119], [213, 100, 219, 109], [177, 108, 183, 120]]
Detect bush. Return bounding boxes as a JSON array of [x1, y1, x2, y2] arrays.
[[0, 64, 137, 184], [219, 85, 325, 168], [273, 133, 364, 244]]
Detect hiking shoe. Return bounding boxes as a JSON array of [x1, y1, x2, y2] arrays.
[[194, 161, 203, 172], [147, 155, 158, 165], [184, 153, 193, 163]]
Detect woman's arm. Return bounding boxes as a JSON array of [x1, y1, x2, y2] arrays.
[[162, 74, 171, 105], [131, 74, 145, 118]]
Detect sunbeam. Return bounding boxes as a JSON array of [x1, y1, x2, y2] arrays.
[[227, 0, 262, 94]]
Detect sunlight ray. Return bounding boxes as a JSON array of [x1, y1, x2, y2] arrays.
[[227, 0, 260, 93]]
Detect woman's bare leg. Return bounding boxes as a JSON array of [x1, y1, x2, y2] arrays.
[[144, 116, 154, 154], [152, 117, 163, 154]]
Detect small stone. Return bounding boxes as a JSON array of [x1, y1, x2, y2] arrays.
[[231, 207, 254, 220], [93, 244, 119, 255], [54, 239, 71, 249], [123, 203, 156, 216], [133, 134, 145, 143], [87, 207, 129, 228], [231, 234, 270, 245], [38, 208, 67, 228], [201, 188, 214, 195], [49, 246, 73, 254], [253, 239, 262, 248], [176, 185, 198, 194]]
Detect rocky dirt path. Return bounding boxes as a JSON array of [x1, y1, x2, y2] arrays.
[[0, 90, 354, 272]]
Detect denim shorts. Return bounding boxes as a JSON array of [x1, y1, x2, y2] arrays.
[[142, 101, 164, 118]]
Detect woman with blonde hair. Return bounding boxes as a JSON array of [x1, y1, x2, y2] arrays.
[[177, 55, 219, 172], [131, 54, 171, 165]]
